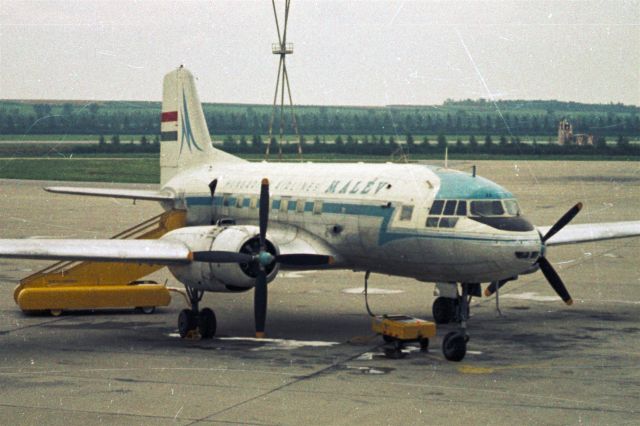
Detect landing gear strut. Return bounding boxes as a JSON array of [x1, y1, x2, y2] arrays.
[[178, 287, 217, 339], [432, 283, 478, 362]]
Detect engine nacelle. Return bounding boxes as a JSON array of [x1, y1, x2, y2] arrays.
[[162, 225, 279, 292]]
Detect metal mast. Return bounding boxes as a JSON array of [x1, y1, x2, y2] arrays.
[[266, 0, 301, 161]]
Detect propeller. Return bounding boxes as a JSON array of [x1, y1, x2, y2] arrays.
[[190, 178, 334, 337], [484, 203, 582, 305]]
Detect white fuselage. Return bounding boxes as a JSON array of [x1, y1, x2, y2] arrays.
[[162, 161, 542, 283]]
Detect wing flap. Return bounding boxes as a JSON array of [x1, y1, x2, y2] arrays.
[[0, 239, 191, 264], [45, 186, 175, 202], [538, 221, 640, 246]]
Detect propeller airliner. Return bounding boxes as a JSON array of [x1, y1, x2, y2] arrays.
[[2, 67, 639, 361]]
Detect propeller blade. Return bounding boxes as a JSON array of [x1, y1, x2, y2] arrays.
[[484, 280, 508, 297], [542, 202, 583, 243], [537, 256, 573, 305], [259, 178, 270, 251], [275, 254, 334, 267], [254, 268, 268, 338], [192, 251, 253, 263]]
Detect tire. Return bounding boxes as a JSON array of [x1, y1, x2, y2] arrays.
[[198, 308, 217, 339], [419, 338, 430, 352], [382, 334, 395, 343], [432, 297, 456, 324], [50, 309, 63, 317], [139, 306, 155, 314], [178, 309, 196, 338], [442, 331, 467, 362]]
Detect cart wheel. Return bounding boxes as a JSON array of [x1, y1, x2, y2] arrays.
[[50, 309, 62, 317], [141, 306, 156, 314], [419, 338, 430, 352], [384, 347, 406, 359]]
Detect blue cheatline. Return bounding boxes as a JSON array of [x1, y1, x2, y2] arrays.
[[185, 195, 538, 247]]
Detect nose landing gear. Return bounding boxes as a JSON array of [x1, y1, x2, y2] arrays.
[[431, 283, 479, 361]]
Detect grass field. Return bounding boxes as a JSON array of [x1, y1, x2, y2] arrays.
[[1, 153, 639, 184], [0, 158, 158, 183]]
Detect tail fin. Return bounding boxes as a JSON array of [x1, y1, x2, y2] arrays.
[[160, 66, 243, 185]]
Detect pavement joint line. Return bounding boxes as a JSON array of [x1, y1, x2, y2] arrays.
[[0, 316, 66, 336], [0, 401, 267, 424], [187, 343, 385, 425]]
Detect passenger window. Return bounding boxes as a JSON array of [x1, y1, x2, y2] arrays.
[[443, 200, 457, 216], [222, 194, 231, 207], [430, 200, 444, 215], [296, 199, 305, 213], [456, 200, 467, 216], [426, 217, 439, 227], [271, 199, 280, 210], [235, 196, 243, 208], [399, 205, 414, 221], [313, 200, 323, 215]]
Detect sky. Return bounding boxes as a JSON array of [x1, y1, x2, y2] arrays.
[[0, 0, 638, 106]]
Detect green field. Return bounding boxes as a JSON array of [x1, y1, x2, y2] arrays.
[[0, 158, 158, 183], [1, 153, 639, 184]]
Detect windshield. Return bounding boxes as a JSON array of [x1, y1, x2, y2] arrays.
[[503, 199, 521, 216], [470, 200, 504, 217]]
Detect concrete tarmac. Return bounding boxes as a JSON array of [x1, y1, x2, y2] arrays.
[[1, 160, 639, 425]]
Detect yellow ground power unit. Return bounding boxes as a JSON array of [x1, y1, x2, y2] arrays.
[[371, 315, 437, 358], [14, 210, 186, 315]]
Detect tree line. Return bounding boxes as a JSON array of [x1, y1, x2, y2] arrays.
[[63, 132, 637, 156], [1, 100, 638, 137]]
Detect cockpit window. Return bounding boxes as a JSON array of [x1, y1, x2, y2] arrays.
[[470, 200, 504, 217], [503, 199, 521, 216], [443, 200, 457, 216], [430, 200, 444, 215], [456, 201, 467, 216]]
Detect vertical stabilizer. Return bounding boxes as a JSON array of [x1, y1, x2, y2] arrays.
[[160, 66, 243, 184]]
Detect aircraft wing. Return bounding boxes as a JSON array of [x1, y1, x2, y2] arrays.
[[538, 221, 640, 246], [0, 239, 191, 264], [45, 186, 175, 202]]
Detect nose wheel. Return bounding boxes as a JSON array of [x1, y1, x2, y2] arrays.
[[178, 287, 217, 339]]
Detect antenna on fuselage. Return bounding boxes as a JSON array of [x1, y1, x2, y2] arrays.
[[266, 0, 302, 162]]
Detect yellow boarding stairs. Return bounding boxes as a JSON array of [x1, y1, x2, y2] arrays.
[[14, 210, 187, 316]]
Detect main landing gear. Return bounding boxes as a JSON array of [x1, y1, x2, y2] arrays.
[[178, 287, 217, 339], [432, 283, 479, 362]]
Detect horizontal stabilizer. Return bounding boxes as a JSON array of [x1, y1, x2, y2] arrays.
[[0, 239, 191, 264], [538, 221, 640, 246], [45, 186, 175, 202]]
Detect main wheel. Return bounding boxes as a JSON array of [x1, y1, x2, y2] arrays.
[[442, 331, 467, 362], [432, 297, 456, 324], [198, 308, 217, 339], [178, 309, 197, 338]]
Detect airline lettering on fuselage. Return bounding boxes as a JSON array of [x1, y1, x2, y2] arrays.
[[325, 180, 389, 195], [221, 179, 390, 196]]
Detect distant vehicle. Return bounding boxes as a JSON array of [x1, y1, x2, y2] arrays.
[[2, 67, 639, 361]]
